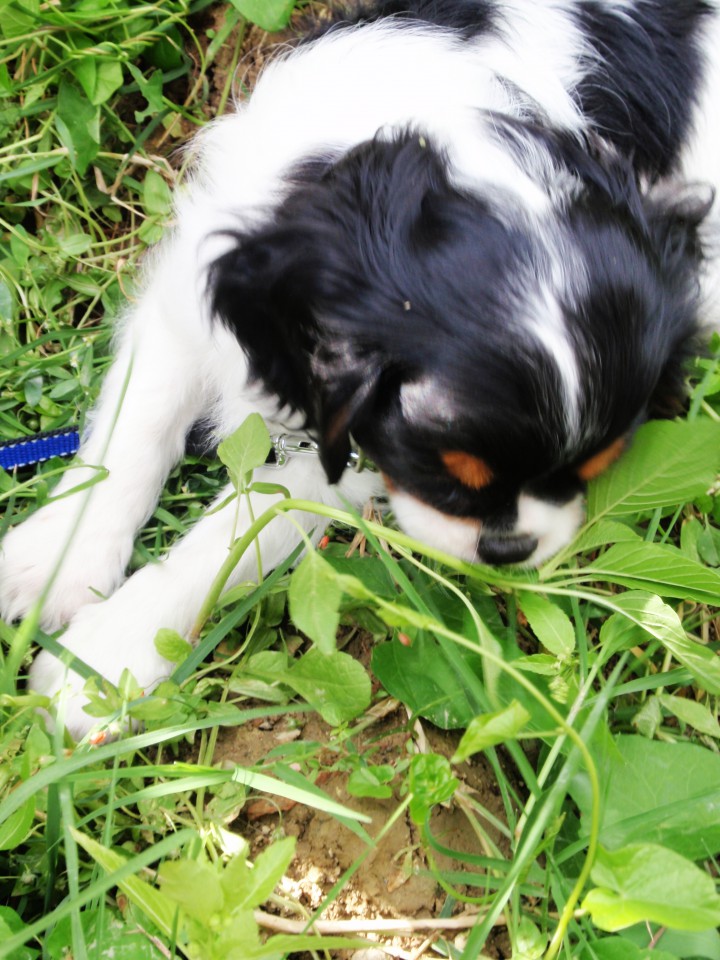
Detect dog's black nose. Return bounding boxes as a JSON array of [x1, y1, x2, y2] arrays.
[[477, 533, 539, 566]]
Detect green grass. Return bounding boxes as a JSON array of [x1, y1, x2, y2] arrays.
[[2, 3, 720, 958]]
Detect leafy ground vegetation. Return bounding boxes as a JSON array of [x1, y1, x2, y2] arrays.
[[1, 1, 720, 958]]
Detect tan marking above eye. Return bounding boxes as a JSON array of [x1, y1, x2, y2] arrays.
[[578, 437, 626, 481], [441, 450, 494, 489]]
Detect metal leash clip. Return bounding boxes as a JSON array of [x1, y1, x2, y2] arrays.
[[268, 433, 372, 473]]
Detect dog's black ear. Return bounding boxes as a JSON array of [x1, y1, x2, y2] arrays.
[[312, 350, 384, 482], [646, 181, 715, 259], [209, 229, 325, 417]]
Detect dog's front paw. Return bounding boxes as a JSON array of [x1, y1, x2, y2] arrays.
[[0, 501, 133, 630], [29, 589, 175, 740]]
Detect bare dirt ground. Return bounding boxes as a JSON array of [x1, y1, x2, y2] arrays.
[[214, 700, 513, 959]]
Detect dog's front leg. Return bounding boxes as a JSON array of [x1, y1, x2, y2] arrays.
[[0, 246, 212, 630], [28, 457, 380, 738]]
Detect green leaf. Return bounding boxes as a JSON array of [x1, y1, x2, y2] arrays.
[[347, 765, 394, 799], [515, 917, 546, 959], [159, 859, 224, 921], [154, 628, 193, 664], [583, 937, 677, 960], [217, 413, 272, 491], [697, 525, 720, 567], [287, 648, 371, 725], [372, 633, 482, 729], [46, 908, 158, 960], [583, 843, 720, 932], [224, 836, 295, 910], [72, 56, 124, 105], [408, 752, 458, 825], [570, 519, 642, 556], [619, 924, 720, 959], [142, 170, 172, 218], [0, 281, 14, 322], [71, 829, 180, 938], [55, 78, 99, 174], [608, 592, 720, 694], [587, 420, 720, 520], [571, 735, 720, 859], [453, 701, 531, 761], [585, 541, 720, 605], [57, 232, 93, 256], [597, 613, 648, 664], [227, 0, 296, 31], [288, 551, 343, 654], [0, 907, 37, 959], [657, 693, 720, 738], [518, 590, 575, 657], [0, 796, 34, 851]]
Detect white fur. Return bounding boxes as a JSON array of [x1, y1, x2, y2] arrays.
[[389, 490, 483, 560]]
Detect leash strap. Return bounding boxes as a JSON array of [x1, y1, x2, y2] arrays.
[[0, 427, 372, 474], [0, 428, 80, 471]]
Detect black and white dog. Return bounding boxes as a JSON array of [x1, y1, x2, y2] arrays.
[[1, 0, 719, 735]]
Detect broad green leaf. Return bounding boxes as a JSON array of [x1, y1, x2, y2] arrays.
[[583, 937, 677, 960], [372, 634, 482, 729], [46, 908, 159, 960], [585, 542, 720, 605], [587, 420, 720, 520], [608, 592, 720, 694], [57, 232, 93, 256], [512, 653, 558, 675], [288, 551, 343, 654], [71, 829, 180, 938], [72, 56, 124, 105], [158, 859, 224, 921], [347, 765, 394, 799], [570, 519, 642, 556], [0, 796, 34, 851], [571, 735, 720, 859], [698, 525, 720, 566], [515, 917, 545, 959], [453, 701, 531, 761], [0, 0, 38, 38], [0, 907, 37, 958], [657, 693, 720, 738], [408, 752, 458, 825], [583, 843, 720, 932], [56, 78, 99, 174], [518, 590, 575, 657], [154, 628, 193, 664], [227, 0, 295, 31], [142, 170, 173, 218], [287, 649, 371, 725], [619, 924, 720, 959], [597, 613, 648, 664], [224, 836, 295, 910], [126, 66, 165, 122], [218, 413, 272, 491]]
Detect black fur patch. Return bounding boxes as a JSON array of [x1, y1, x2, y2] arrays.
[[310, 0, 498, 40], [572, 0, 713, 176]]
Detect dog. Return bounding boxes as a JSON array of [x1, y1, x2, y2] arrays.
[[1, 0, 719, 736]]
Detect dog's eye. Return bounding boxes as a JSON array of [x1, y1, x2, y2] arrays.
[[442, 450, 494, 489], [577, 437, 626, 481]]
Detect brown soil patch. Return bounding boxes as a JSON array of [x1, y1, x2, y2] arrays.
[[213, 707, 512, 958]]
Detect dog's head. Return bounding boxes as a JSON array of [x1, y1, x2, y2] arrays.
[[210, 127, 712, 565]]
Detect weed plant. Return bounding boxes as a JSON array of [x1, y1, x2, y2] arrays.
[[1, 2, 720, 958]]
